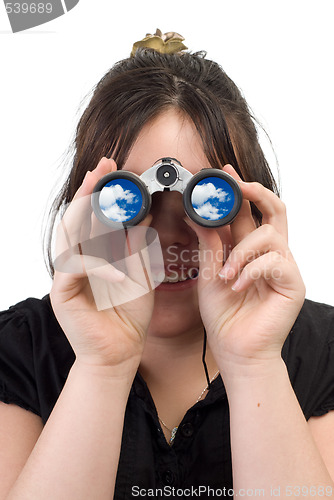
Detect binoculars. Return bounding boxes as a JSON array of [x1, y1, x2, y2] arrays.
[[92, 157, 242, 228]]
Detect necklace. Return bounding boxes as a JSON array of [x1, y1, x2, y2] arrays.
[[158, 370, 219, 445]]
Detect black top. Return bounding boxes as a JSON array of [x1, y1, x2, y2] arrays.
[[1, 296, 334, 498]]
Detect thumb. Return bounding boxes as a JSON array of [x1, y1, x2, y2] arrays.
[[183, 217, 223, 282]]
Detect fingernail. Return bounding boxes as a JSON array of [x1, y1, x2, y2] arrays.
[[231, 277, 241, 291], [218, 262, 234, 280], [82, 171, 91, 185]]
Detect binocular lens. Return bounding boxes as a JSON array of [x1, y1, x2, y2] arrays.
[[183, 170, 242, 227], [92, 172, 151, 227], [191, 177, 236, 221], [99, 178, 143, 223]]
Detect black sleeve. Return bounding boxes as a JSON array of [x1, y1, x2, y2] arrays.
[[282, 299, 334, 420], [0, 296, 75, 423]]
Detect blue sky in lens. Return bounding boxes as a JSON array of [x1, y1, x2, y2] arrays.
[[99, 179, 143, 222], [191, 177, 235, 220]]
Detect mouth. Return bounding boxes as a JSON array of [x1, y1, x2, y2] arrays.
[[154, 267, 199, 291], [162, 267, 198, 283]]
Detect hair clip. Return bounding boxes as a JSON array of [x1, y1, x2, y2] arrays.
[[131, 28, 188, 57]]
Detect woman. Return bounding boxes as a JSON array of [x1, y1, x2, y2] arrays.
[[1, 30, 334, 498]]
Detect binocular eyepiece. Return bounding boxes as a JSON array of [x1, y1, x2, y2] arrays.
[[91, 158, 242, 228]]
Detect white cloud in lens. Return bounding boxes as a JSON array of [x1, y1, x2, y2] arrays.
[[100, 184, 136, 207], [102, 204, 133, 222], [194, 203, 220, 219], [100, 184, 138, 222], [194, 202, 229, 220], [191, 183, 230, 206], [191, 182, 231, 220]]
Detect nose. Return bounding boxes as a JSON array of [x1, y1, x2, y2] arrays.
[[150, 191, 195, 248]]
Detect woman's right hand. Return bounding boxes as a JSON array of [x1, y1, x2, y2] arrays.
[[50, 158, 156, 374]]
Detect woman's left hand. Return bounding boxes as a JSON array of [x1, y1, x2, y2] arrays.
[[187, 165, 306, 374]]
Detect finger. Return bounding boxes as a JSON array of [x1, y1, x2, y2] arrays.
[[218, 224, 293, 281], [133, 216, 165, 289], [72, 157, 117, 201], [230, 251, 304, 299], [123, 215, 162, 290], [87, 217, 159, 310], [54, 193, 92, 259], [222, 164, 257, 245], [54, 250, 125, 281], [54, 158, 117, 262], [87, 271, 152, 311], [224, 164, 288, 242], [53, 249, 150, 313], [184, 217, 223, 281], [240, 181, 288, 242], [62, 157, 116, 237]]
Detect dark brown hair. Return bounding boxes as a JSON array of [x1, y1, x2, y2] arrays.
[[44, 48, 279, 276]]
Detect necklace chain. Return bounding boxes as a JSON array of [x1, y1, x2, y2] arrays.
[[158, 370, 219, 445]]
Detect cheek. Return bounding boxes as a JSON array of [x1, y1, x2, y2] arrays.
[[215, 226, 234, 263]]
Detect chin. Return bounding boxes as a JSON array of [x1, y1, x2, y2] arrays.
[[146, 279, 202, 337], [147, 303, 202, 339]]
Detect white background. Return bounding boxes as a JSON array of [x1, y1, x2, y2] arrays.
[[0, 0, 333, 310]]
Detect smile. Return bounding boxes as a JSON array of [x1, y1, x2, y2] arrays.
[[153, 267, 199, 291], [162, 268, 199, 283]]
